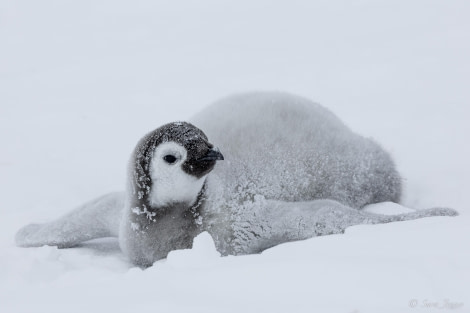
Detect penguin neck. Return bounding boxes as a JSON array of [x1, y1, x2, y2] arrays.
[[129, 182, 205, 225], [126, 183, 206, 258]]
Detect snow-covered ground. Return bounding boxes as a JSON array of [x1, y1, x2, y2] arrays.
[[1, 1, 469, 312]]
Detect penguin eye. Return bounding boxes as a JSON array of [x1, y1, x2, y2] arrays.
[[163, 155, 177, 164]]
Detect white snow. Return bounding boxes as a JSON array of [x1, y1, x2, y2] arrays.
[[0, 1, 469, 313], [164, 232, 221, 269], [363, 202, 416, 215]]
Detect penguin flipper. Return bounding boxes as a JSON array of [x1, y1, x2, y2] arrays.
[[233, 199, 458, 255], [15, 192, 125, 248]]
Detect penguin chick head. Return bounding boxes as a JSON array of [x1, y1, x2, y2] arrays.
[[130, 122, 224, 208]]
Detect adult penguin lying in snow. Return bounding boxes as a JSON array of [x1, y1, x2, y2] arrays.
[[16, 92, 457, 267]]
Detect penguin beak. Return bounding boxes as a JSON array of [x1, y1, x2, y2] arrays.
[[197, 147, 224, 162]]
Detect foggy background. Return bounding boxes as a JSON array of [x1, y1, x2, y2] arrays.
[[1, 1, 468, 312]]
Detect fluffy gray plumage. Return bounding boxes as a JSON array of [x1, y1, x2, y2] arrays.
[[15, 92, 457, 267]]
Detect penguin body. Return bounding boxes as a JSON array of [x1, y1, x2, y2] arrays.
[[15, 92, 457, 266]]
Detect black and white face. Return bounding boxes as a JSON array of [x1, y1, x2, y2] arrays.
[[149, 140, 223, 207], [130, 121, 224, 209]]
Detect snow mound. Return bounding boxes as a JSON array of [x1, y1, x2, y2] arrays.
[[164, 232, 221, 269], [362, 201, 415, 215]]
